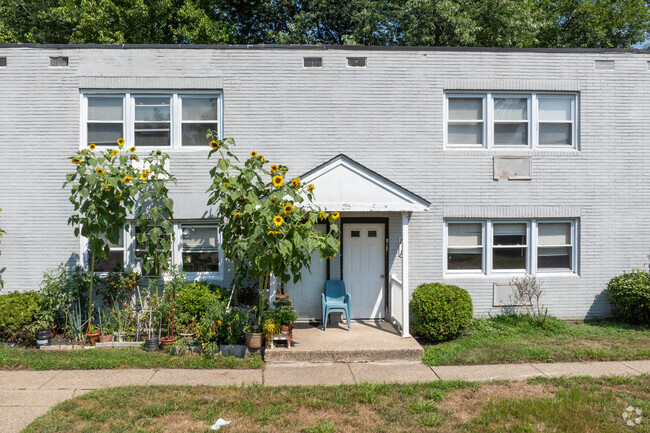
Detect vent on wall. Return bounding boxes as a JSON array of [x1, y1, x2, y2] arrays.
[[347, 57, 366, 68], [304, 57, 323, 68], [50, 56, 69, 67], [594, 60, 614, 70], [0, 57, 6, 67]]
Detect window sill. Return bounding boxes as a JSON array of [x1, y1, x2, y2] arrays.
[[444, 272, 579, 279]]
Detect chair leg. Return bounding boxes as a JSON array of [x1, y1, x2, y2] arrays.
[[323, 307, 328, 331], [346, 309, 351, 331]]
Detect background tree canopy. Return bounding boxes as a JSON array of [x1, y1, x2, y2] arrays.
[[1, 0, 648, 48]]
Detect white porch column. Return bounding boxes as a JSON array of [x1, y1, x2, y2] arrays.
[[401, 212, 410, 338]]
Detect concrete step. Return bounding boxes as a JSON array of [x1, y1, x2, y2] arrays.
[[264, 346, 424, 363]]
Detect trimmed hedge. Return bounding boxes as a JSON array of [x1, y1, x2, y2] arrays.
[[0, 291, 42, 344], [607, 270, 650, 325], [410, 283, 473, 342]]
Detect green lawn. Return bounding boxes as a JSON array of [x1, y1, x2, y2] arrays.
[[0, 347, 263, 370], [422, 315, 650, 366], [22, 376, 650, 432]]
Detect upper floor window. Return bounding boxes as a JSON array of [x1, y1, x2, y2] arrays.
[[445, 92, 578, 150], [81, 91, 222, 149]]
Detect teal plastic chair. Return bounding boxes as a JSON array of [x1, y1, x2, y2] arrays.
[[322, 280, 351, 331]]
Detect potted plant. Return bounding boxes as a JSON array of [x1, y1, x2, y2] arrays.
[[274, 297, 298, 335], [244, 322, 263, 349], [97, 309, 113, 343], [86, 323, 100, 345], [30, 311, 55, 348], [219, 309, 247, 357]]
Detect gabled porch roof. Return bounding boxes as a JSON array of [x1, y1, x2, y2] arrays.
[[299, 154, 430, 212]]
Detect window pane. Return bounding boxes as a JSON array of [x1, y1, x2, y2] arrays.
[[494, 98, 527, 121], [538, 247, 571, 269], [448, 248, 482, 270], [99, 231, 124, 248], [135, 97, 170, 121], [494, 223, 526, 245], [494, 123, 528, 146], [182, 97, 218, 121], [539, 97, 571, 121], [134, 123, 171, 146], [448, 123, 483, 145], [94, 251, 124, 273], [448, 223, 482, 246], [182, 123, 219, 146], [538, 223, 571, 245], [88, 123, 123, 146], [182, 227, 218, 250], [539, 123, 571, 146], [493, 247, 527, 269], [448, 98, 482, 120], [183, 252, 219, 272], [88, 97, 123, 121]]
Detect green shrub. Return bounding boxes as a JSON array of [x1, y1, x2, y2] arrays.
[[410, 283, 473, 342], [175, 280, 225, 320], [0, 291, 42, 344], [607, 270, 650, 325]]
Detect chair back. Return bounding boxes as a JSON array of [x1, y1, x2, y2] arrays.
[[324, 280, 346, 302]]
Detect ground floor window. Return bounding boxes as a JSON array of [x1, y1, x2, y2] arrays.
[[180, 225, 221, 277], [445, 219, 577, 275]]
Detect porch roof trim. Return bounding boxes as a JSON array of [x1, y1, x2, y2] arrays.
[[299, 154, 430, 212]]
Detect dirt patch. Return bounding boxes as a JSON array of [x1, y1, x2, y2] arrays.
[[147, 413, 208, 433], [438, 382, 556, 422]]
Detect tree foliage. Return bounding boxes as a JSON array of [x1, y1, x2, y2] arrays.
[[1, 0, 647, 48]]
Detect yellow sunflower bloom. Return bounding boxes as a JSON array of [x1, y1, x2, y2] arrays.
[[307, 184, 315, 193], [331, 212, 340, 220], [234, 212, 241, 218], [209, 140, 220, 150], [319, 211, 325, 220], [270, 198, 276, 204], [267, 230, 281, 236], [270, 165, 279, 173], [88, 143, 96, 150], [129, 146, 136, 153], [71, 157, 82, 165], [250, 151, 258, 158], [117, 138, 125, 147], [121, 176, 133, 184], [95, 168, 105, 175], [109, 150, 119, 158], [284, 204, 295, 214], [273, 216, 284, 227], [291, 177, 301, 188], [140, 170, 152, 181], [272, 175, 284, 188], [259, 154, 265, 162]]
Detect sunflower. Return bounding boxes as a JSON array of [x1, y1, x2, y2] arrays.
[[319, 211, 325, 220], [95, 168, 105, 175], [284, 204, 295, 214], [71, 157, 82, 165], [259, 154, 265, 162], [331, 212, 340, 220], [209, 140, 220, 150], [250, 151, 258, 158], [291, 177, 301, 188], [140, 170, 152, 181], [88, 143, 96, 150], [270, 164, 279, 173], [234, 212, 241, 218], [129, 146, 136, 153], [272, 175, 284, 188], [109, 150, 119, 158], [121, 176, 133, 184], [117, 138, 125, 147], [267, 230, 281, 236], [307, 184, 315, 193], [273, 216, 284, 227]]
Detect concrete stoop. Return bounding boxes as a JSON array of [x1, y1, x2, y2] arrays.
[[264, 346, 424, 363]]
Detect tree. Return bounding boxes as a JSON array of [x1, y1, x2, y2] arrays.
[[206, 135, 340, 324]]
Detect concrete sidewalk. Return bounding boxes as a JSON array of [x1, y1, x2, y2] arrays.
[[3, 359, 649, 433]]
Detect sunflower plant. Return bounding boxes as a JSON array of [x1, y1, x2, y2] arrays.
[[206, 134, 340, 325], [64, 140, 142, 331], [0, 208, 5, 289]]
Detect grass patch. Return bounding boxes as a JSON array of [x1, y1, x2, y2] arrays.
[[422, 315, 650, 366], [22, 376, 650, 432], [0, 346, 263, 370]]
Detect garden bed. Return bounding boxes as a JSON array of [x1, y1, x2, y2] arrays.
[[0, 346, 263, 370], [422, 315, 650, 366], [21, 376, 650, 432]]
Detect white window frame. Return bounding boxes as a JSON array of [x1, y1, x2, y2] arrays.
[[80, 90, 224, 151], [444, 219, 578, 277], [444, 92, 579, 150], [80, 225, 133, 275], [491, 94, 531, 148], [173, 222, 224, 281]]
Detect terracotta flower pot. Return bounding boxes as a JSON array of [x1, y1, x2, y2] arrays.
[[159, 337, 177, 350], [245, 331, 263, 349], [86, 331, 100, 345], [98, 333, 113, 343]]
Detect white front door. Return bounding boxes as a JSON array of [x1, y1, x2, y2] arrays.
[[285, 224, 327, 319], [343, 223, 385, 319]]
